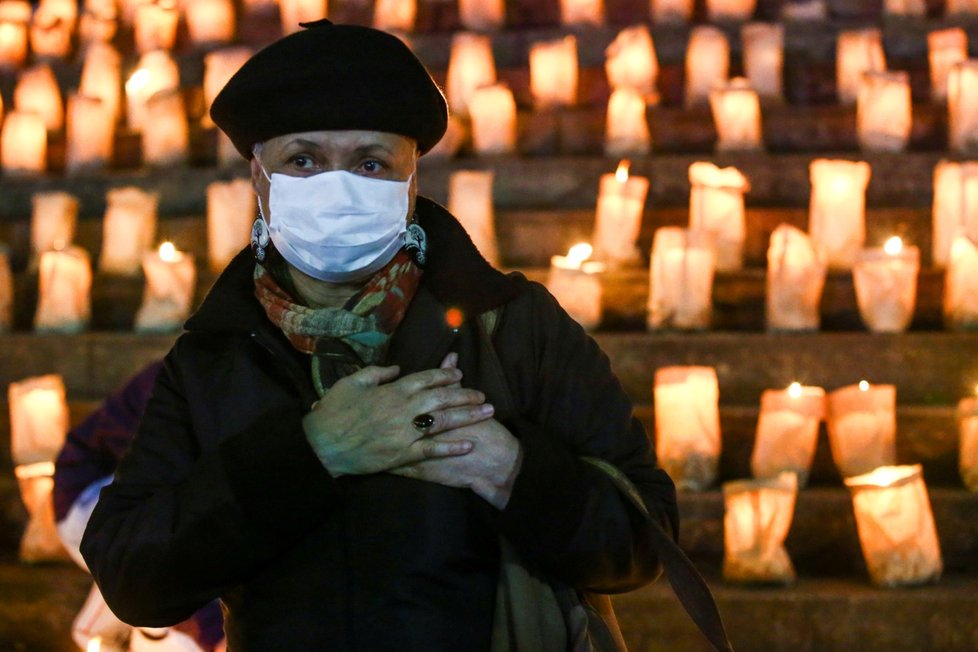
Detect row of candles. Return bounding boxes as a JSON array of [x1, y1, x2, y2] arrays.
[[9, 369, 974, 584], [7, 22, 978, 175]]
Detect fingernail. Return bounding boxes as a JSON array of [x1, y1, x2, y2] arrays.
[[480, 403, 495, 416]]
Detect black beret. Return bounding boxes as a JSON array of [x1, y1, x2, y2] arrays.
[[210, 19, 448, 158]]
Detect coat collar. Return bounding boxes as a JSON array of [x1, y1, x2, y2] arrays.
[[185, 195, 524, 336]]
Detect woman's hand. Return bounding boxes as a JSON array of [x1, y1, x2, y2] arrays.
[[301, 363, 493, 477]]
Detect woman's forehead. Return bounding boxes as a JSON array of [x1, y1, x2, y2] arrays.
[[263, 130, 417, 153]]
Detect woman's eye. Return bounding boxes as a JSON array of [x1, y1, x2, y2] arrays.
[[288, 155, 315, 169], [359, 160, 383, 174]]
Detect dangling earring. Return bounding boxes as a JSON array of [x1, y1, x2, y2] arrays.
[[404, 217, 427, 266], [252, 198, 271, 263]]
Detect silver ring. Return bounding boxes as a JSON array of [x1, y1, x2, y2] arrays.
[[412, 413, 435, 432]]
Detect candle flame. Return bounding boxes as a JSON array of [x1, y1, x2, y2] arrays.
[[615, 160, 630, 184], [859, 380, 870, 392], [158, 241, 177, 262], [126, 68, 150, 94], [566, 242, 593, 267], [787, 382, 802, 398], [883, 236, 903, 256], [87, 636, 101, 652]]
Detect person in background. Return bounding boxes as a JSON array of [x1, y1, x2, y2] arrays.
[[54, 361, 225, 652]]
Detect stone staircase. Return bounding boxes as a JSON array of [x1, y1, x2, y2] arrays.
[[2, 0, 978, 650]]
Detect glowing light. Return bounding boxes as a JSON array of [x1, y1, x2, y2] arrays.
[[787, 382, 803, 398], [125, 68, 150, 94], [87, 637, 101, 652], [859, 380, 870, 392], [566, 242, 593, 267], [615, 159, 630, 184], [883, 236, 904, 256], [445, 307, 464, 330], [158, 241, 177, 262]]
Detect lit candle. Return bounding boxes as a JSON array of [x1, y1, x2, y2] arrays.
[[710, 77, 763, 152], [134, 0, 179, 54], [445, 32, 497, 117], [0, 246, 11, 331], [654, 365, 721, 490], [78, 1, 117, 46], [958, 393, 978, 491], [546, 243, 604, 331], [207, 178, 256, 273], [685, 26, 729, 107], [279, 0, 327, 35], [468, 83, 517, 156], [884, 0, 926, 15], [99, 187, 159, 275], [689, 161, 749, 271], [0, 110, 47, 176], [203, 47, 253, 127], [0, 9, 29, 69], [944, 234, 978, 330], [185, 0, 235, 46], [34, 246, 92, 332], [605, 25, 659, 102], [706, 0, 756, 21], [29, 7, 72, 59], [79, 42, 122, 125], [592, 160, 649, 266], [448, 170, 498, 267], [135, 241, 197, 332], [928, 28, 968, 103], [373, 0, 416, 32], [751, 383, 825, 485], [458, 0, 504, 31], [142, 88, 189, 167], [8, 374, 69, 465], [605, 88, 650, 157], [530, 35, 578, 109], [31, 191, 78, 257], [560, 0, 602, 26], [857, 71, 912, 153], [853, 236, 920, 333], [947, 0, 978, 13], [14, 64, 63, 131], [808, 159, 871, 269], [765, 224, 826, 331], [826, 381, 897, 479], [650, 0, 692, 23], [742, 22, 784, 101], [948, 60, 978, 153], [65, 94, 114, 173], [87, 636, 102, 652], [845, 465, 943, 587], [836, 29, 886, 105], [647, 227, 715, 330], [125, 50, 180, 132], [722, 472, 797, 585]]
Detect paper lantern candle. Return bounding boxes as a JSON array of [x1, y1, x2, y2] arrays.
[[650, 0, 692, 22], [203, 47, 252, 127], [742, 22, 784, 101], [605, 25, 659, 101], [141, 88, 188, 167], [857, 71, 911, 153], [31, 191, 78, 257], [723, 472, 797, 585], [530, 36, 578, 109], [948, 60, 978, 153], [29, 7, 73, 59], [0, 12, 28, 69], [185, 0, 235, 46], [99, 187, 159, 275], [374, 0, 416, 32], [827, 381, 897, 479], [469, 84, 517, 156], [931, 160, 978, 267], [592, 161, 650, 266], [125, 50, 180, 132], [958, 396, 978, 491], [884, 0, 926, 14], [8, 374, 69, 467], [0, 246, 10, 331], [836, 29, 886, 105], [78, 1, 118, 46], [546, 243, 604, 331], [943, 235, 978, 330], [710, 77, 763, 152], [207, 178, 256, 273], [446, 33, 496, 117], [853, 236, 920, 333], [34, 246, 92, 332], [279, 0, 327, 35], [947, 0, 978, 13], [689, 162, 749, 271], [605, 88, 650, 157], [448, 170, 499, 267], [707, 0, 756, 21], [458, 0, 504, 30], [560, 0, 602, 25], [15, 463, 69, 562], [0, 110, 46, 175], [751, 383, 825, 485], [14, 64, 63, 131], [134, 0, 178, 53], [654, 365, 721, 490], [648, 227, 715, 330], [79, 42, 122, 125], [685, 26, 729, 107], [135, 242, 196, 332], [766, 224, 826, 331], [928, 28, 968, 103], [808, 159, 871, 269], [845, 465, 942, 587], [65, 94, 114, 173]]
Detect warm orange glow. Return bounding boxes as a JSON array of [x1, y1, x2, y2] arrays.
[[566, 242, 593, 266], [788, 382, 803, 398], [859, 380, 870, 392], [87, 636, 101, 652], [126, 68, 150, 94], [158, 241, 177, 262], [445, 307, 464, 330], [884, 236, 904, 256], [615, 160, 630, 184]]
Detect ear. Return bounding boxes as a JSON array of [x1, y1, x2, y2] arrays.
[[250, 156, 263, 194]]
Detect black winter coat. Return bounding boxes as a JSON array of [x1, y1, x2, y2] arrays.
[[82, 197, 679, 651]]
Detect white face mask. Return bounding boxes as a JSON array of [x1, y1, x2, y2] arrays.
[[257, 165, 414, 283]]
